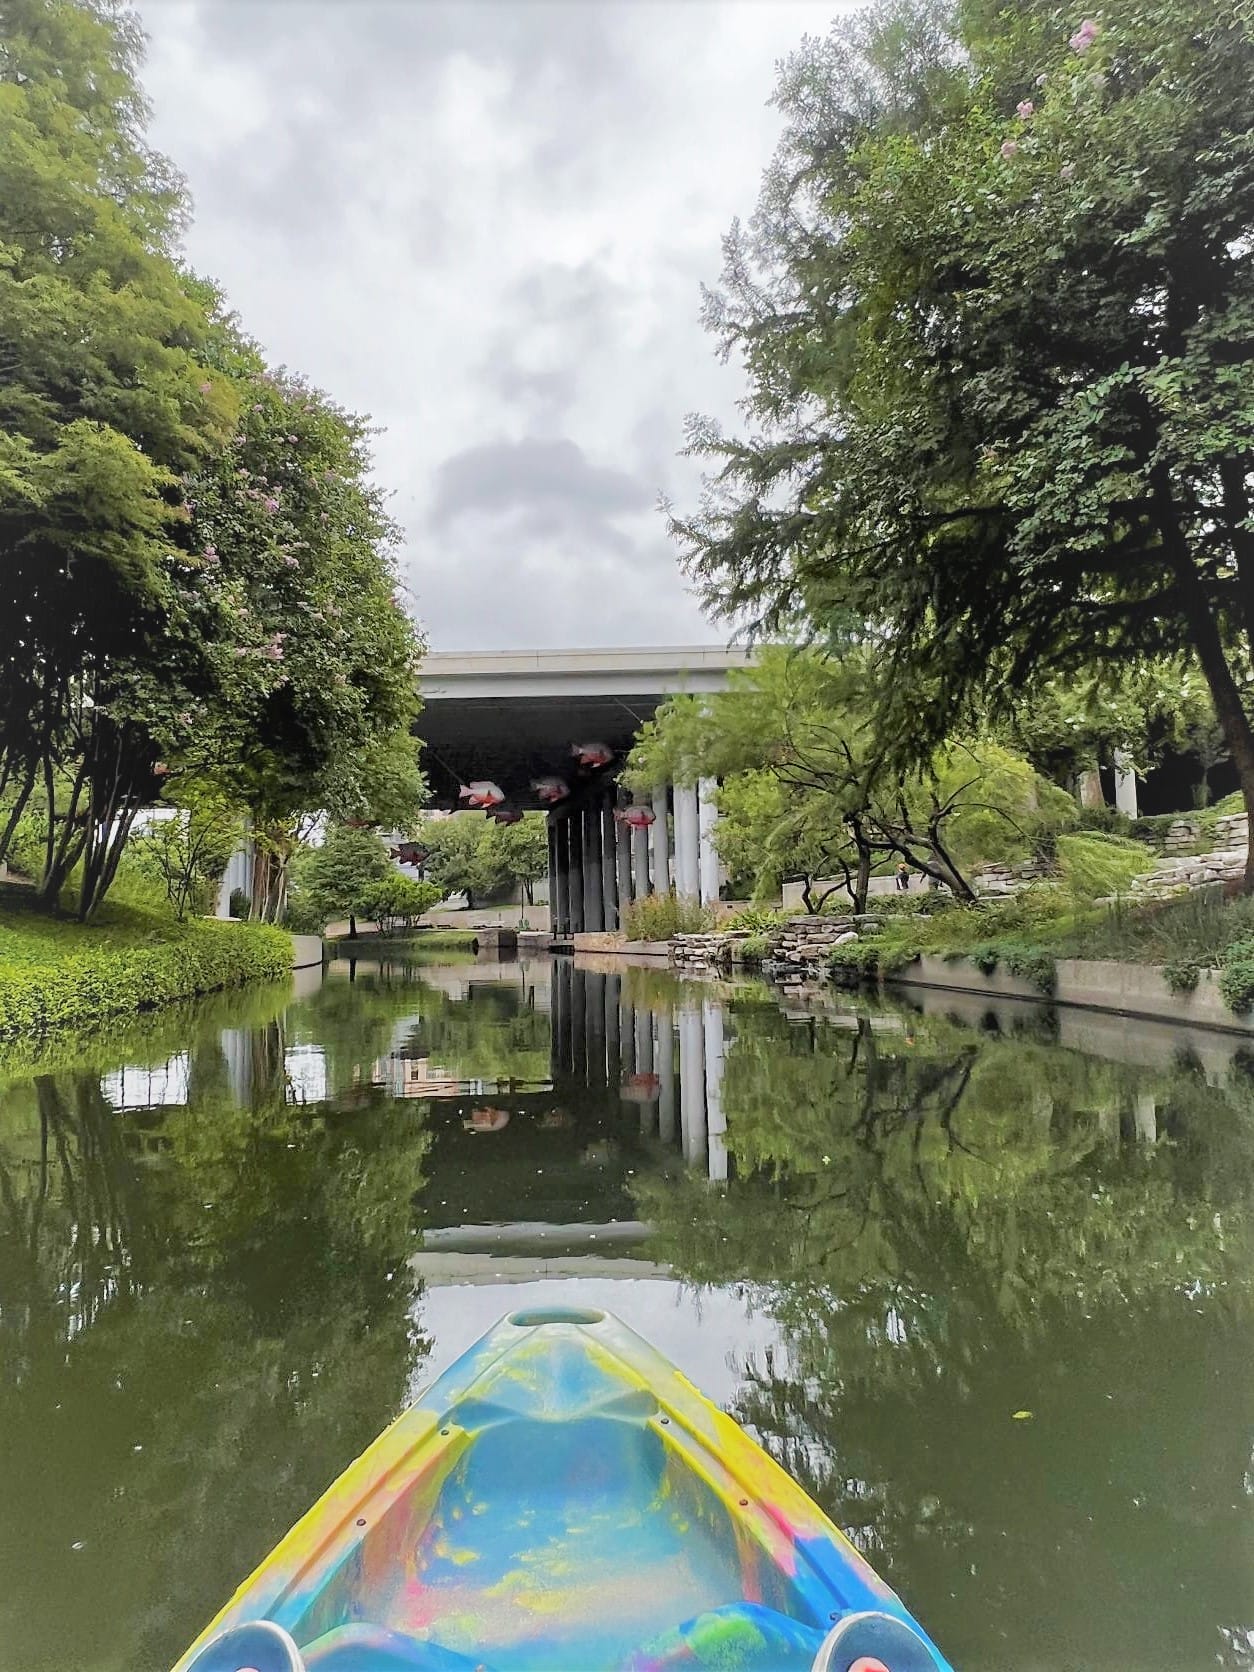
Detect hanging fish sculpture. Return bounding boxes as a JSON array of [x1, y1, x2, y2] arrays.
[[458, 781, 505, 809], [571, 742, 613, 770], [389, 842, 427, 866], [615, 806, 655, 830], [464, 1107, 510, 1133], [487, 807, 523, 825], [532, 776, 570, 804]]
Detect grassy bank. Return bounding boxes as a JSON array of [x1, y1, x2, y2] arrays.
[[824, 887, 1254, 1012], [328, 927, 480, 954], [0, 888, 292, 1042]]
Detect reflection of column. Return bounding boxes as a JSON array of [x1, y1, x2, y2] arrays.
[[570, 965, 587, 1081], [582, 803, 604, 933], [600, 797, 618, 931], [678, 1003, 707, 1166], [620, 991, 635, 1081], [221, 1028, 251, 1105], [698, 778, 720, 906], [567, 814, 585, 935], [652, 785, 671, 894], [703, 999, 726, 1181], [1134, 1091, 1157, 1143], [604, 971, 620, 1086], [632, 825, 650, 899], [674, 783, 700, 899], [615, 807, 633, 927], [586, 969, 607, 1089], [1114, 750, 1138, 819], [657, 1007, 676, 1145], [635, 1006, 655, 1135]]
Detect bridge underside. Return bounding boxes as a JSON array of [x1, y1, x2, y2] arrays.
[[418, 692, 666, 812]]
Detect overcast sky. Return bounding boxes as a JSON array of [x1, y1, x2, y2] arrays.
[[136, 0, 844, 650]]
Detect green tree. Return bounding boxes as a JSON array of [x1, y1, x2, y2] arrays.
[[298, 825, 391, 938], [675, 0, 1254, 887], [628, 648, 1070, 909], [492, 814, 549, 908], [420, 815, 503, 911], [358, 873, 442, 935], [127, 776, 242, 920]]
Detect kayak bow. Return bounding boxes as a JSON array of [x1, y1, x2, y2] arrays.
[[175, 1307, 953, 1672]]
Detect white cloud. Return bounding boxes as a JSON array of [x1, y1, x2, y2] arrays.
[[137, 0, 848, 648]]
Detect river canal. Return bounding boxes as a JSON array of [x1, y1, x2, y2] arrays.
[[1, 950, 1252, 1671]]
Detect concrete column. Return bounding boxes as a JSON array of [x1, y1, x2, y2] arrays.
[[570, 964, 588, 1080], [1114, 750, 1138, 819], [546, 819, 560, 937], [582, 802, 604, 933], [632, 824, 650, 899], [651, 785, 671, 894], [656, 1007, 676, 1145], [600, 797, 618, 930], [566, 814, 585, 935], [615, 810, 633, 925], [678, 1002, 706, 1167], [703, 999, 726, 1182], [698, 777, 720, 906], [674, 782, 700, 900]]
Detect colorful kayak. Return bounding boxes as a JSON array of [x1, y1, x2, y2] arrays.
[[175, 1307, 953, 1672]]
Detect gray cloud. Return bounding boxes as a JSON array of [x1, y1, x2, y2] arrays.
[[138, 0, 845, 648], [430, 438, 649, 526]]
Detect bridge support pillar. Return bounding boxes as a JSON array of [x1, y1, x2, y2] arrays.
[[566, 811, 584, 935], [615, 806, 633, 924], [698, 777, 720, 906], [674, 782, 700, 899], [582, 801, 604, 933], [631, 824, 650, 900], [600, 796, 618, 930], [651, 785, 671, 893]]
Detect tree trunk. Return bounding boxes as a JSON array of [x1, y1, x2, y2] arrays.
[[348, 913, 358, 939], [1078, 768, 1105, 809], [1165, 518, 1254, 893]]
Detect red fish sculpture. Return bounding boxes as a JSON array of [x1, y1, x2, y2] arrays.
[[458, 781, 505, 809], [571, 742, 613, 770], [464, 1107, 510, 1133], [389, 842, 427, 866], [615, 806, 655, 830], [532, 776, 570, 804]]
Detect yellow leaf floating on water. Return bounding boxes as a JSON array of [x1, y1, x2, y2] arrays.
[[1012, 1410, 1033, 1420]]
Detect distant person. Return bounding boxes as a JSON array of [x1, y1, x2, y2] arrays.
[[895, 861, 911, 892]]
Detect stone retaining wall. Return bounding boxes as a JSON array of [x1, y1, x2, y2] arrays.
[[1163, 812, 1247, 853]]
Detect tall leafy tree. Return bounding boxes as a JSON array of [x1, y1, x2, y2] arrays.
[[676, 0, 1254, 886], [0, 0, 232, 907]]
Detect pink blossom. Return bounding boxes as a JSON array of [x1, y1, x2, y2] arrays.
[[262, 495, 280, 514], [1000, 139, 1020, 159], [1069, 17, 1099, 52], [286, 434, 298, 443], [1016, 99, 1034, 118], [199, 381, 212, 394], [284, 554, 300, 568], [203, 545, 218, 563], [1060, 161, 1076, 180]]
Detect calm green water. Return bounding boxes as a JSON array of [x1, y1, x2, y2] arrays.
[[1, 953, 1252, 1671]]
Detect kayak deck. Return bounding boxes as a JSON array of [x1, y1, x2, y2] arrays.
[[177, 1308, 951, 1671]]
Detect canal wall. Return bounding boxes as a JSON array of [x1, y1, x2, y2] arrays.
[[888, 953, 1253, 1034]]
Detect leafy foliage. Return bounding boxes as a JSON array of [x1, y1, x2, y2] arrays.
[[676, 0, 1254, 886], [622, 891, 716, 941], [1054, 832, 1152, 901], [357, 874, 442, 935], [291, 825, 391, 935]]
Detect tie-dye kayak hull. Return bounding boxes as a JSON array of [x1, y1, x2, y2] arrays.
[[175, 1308, 953, 1672]]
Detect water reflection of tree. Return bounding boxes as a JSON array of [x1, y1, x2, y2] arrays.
[[0, 1013, 434, 1672], [635, 1004, 1254, 1669]]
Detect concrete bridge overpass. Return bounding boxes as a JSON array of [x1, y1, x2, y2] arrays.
[[416, 646, 754, 938]]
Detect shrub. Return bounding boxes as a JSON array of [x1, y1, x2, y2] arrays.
[[229, 888, 252, 920], [1055, 832, 1152, 901], [1002, 944, 1057, 995], [1075, 805, 1132, 836], [726, 905, 792, 933], [358, 874, 442, 935], [1219, 934, 1254, 1015], [739, 932, 770, 962], [623, 892, 715, 941], [0, 906, 291, 1041], [971, 945, 1001, 975], [1162, 958, 1201, 994]]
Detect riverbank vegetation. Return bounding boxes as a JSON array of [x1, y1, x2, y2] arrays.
[[0, 886, 290, 1043]]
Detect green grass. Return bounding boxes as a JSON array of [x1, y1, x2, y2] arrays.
[[0, 884, 292, 1042], [328, 927, 480, 952]]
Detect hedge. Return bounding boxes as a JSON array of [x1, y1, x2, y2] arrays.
[[0, 911, 293, 1041]]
